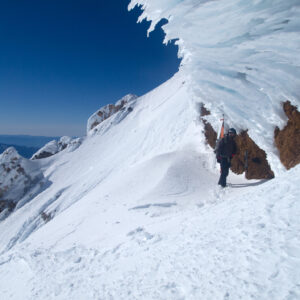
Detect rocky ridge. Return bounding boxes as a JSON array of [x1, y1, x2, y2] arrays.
[[87, 94, 138, 134], [275, 101, 300, 170], [31, 136, 82, 160], [0, 147, 45, 219], [200, 101, 300, 179]]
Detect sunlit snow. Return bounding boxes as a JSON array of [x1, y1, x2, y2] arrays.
[[129, 0, 300, 174], [0, 1, 299, 299]]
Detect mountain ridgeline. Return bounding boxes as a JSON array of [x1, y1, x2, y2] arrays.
[[0, 143, 39, 159], [0, 94, 138, 219]]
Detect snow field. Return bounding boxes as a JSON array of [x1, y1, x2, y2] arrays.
[[0, 165, 299, 299], [0, 71, 299, 299]]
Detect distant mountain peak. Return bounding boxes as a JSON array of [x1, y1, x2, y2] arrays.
[[0, 147, 45, 219], [31, 136, 82, 160], [87, 94, 138, 134], [1, 146, 20, 160]]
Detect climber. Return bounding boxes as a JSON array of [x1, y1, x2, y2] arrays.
[[215, 128, 237, 187]]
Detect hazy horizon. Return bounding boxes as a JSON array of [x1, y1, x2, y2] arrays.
[[0, 0, 180, 136]]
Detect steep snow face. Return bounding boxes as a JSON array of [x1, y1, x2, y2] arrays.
[[0, 148, 44, 219], [0, 73, 200, 252], [129, 0, 300, 174], [87, 94, 138, 134]]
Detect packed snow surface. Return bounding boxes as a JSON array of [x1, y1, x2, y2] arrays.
[[0, 1, 300, 299], [0, 73, 299, 299]]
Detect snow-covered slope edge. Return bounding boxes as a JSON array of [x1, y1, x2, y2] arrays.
[[129, 0, 300, 174], [0, 68, 299, 300], [0, 73, 197, 252], [0, 147, 299, 298]]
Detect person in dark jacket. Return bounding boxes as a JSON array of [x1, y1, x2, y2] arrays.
[[216, 128, 237, 187]]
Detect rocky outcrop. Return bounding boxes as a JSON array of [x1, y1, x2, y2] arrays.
[[87, 94, 138, 134], [274, 101, 300, 170], [0, 147, 45, 219], [231, 131, 274, 179], [200, 105, 217, 149], [200, 104, 274, 179], [32, 136, 82, 160]]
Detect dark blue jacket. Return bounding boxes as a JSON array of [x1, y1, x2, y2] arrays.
[[216, 135, 237, 159]]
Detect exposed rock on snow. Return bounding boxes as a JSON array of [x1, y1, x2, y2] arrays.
[[232, 131, 274, 180], [87, 94, 138, 134], [0, 147, 44, 219], [275, 101, 300, 170], [200, 104, 217, 149], [31, 136, 82, 160], [200, 104, 274, 179], [129, 0, 300, 175], [31, 140, 58, 159]]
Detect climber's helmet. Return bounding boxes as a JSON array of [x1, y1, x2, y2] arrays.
[[228, 128, 237, 136]]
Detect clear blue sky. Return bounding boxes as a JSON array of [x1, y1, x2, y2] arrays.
[[0, 0, 180, 137]]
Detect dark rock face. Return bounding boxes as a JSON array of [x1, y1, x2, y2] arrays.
[[91, 102, 126, 130], [31, 136, 80, 160], [231, 131, 274, 179], [204, 122, 217, 149], [32, 151, 54, 160], [87, 94, 138, 133], [0, 200, 16, 215], [200, 104, 274, 179], [200, 104, 217, 149], [274, 101, 300, 170]]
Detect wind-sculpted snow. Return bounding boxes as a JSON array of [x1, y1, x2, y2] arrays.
[[129, 0, 300, 173]]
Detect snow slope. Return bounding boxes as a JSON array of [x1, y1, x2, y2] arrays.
[[0, 1, 300, 299], [0, 72, 299, 299], [1, 167, 299, 300]]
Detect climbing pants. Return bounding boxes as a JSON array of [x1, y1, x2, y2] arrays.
[[218, 157, 231, 187]]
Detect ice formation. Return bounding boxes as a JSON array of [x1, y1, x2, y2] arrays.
[[129, 0, 300, 173]]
